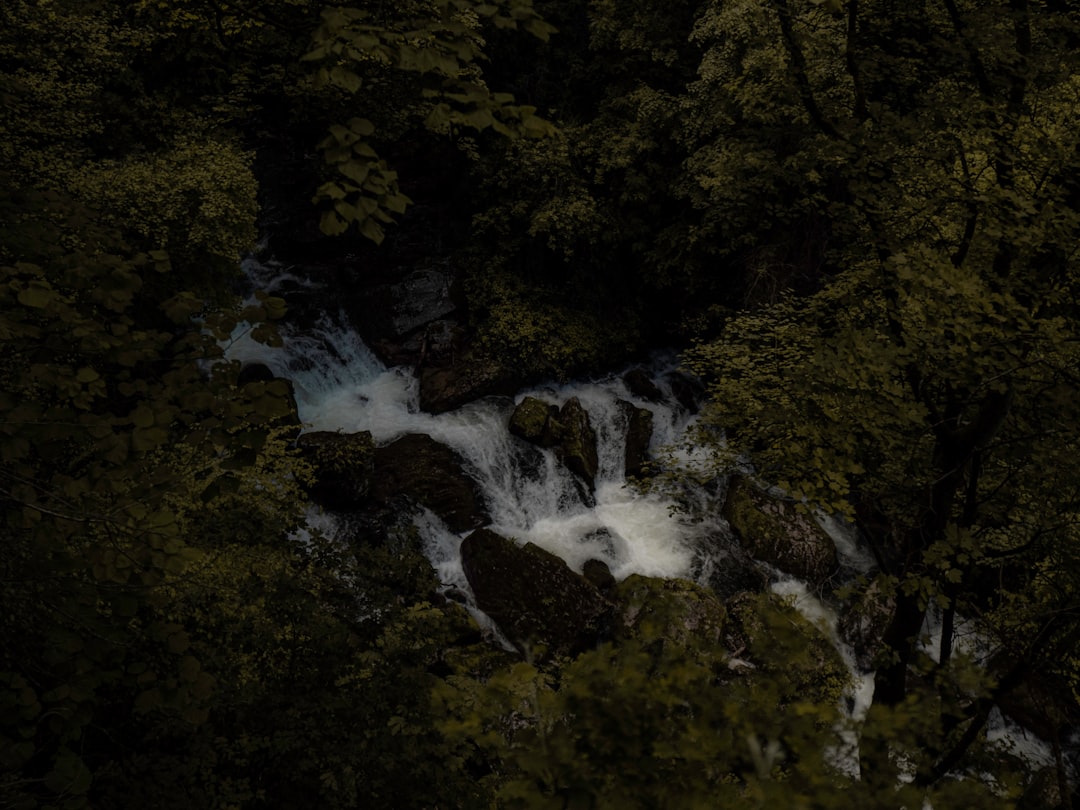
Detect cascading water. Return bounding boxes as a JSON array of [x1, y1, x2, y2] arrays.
[[229, 257, 1062, 784], [226, 259, 726, 598]]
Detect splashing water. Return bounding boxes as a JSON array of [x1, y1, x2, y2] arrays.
[[227, 297, 724, 588]]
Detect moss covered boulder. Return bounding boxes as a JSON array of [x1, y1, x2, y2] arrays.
[[373, 433, 489, 532], [460, 528, 612, 660], [508, 396, 559, 446], [725, 591, 852, 706], [296, 430, 375, 511], [509, 396, 599, 491], [613, 575, 727, 652], [722, 478, 839, 587]]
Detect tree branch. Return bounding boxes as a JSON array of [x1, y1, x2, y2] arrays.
[[772, 0, 843, 140]]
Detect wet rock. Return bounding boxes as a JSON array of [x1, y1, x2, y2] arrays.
[[583, 559, 616, 593], [722, 478, 839, 587], [613, 574, 727, 650], [666, 370, 705, 414], [696, 540, 769, 601], [837, 575, 894, 671], [580, 528, 623, 559], [552, 398, 599, 491], [444, 588, 470, 605], [418, 349, 520, 414], [385, 267, 457, 337], [619, 400, 653, 477], [296, 430, 376, 511], [352, 266, 457, 342], [461, 528, 612, 660], [623, 368, 664, 402], [373, 434, 489, 532], [372, 319, 464, 369], [508, 397, 559, 446], [509, 396, 600, 492]]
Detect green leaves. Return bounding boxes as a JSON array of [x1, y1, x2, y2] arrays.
[[306, 0, 556, 241]]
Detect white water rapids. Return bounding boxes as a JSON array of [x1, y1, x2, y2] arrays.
[[227, 257, 1060, 783], [225, 296, 724, 594]]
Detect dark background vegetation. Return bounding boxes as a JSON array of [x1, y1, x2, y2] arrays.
[[3, 0, 1080, 807]]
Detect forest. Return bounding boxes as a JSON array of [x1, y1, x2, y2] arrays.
[[3, 0, 1080, 807]]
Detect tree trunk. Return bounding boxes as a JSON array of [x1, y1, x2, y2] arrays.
[[872, 587, 926, 706]]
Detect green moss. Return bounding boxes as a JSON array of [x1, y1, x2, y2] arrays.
[[508, 397, 554, 443], [728, 592, 852, 709], [614, 574, 727, 652]]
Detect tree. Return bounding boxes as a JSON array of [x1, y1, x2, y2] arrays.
[[683, 0, 1080, 789], [302, 0, 556, 241], [437, 582, 1016, 808]]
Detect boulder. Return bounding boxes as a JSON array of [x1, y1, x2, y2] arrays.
[[461, 528, 612, 659], [372, 319, 464, 369], [373, 434, 488, 532], [509, 396, 600, 491], [696, 540, 769, 601], [619, 400, 653, 478], [613, 574, 727, 651], [508, 396, 559, 446], [418, 350, 520, 414], [238, 362, 275, 385], [552, 397, 599, 490], [725, 591, 851, 704], [722, 478, 839, 587], [353, 267, 457, 341], [623, 368, 664, 402], [296, 430, 375, 511], [383, 267, 457, 337]]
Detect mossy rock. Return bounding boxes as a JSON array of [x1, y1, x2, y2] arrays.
[[296, 430, 375, 510], [508, 396, 559, 446], [722, 478, 839, 587], [510, 396, 600, 491], [460, 528, 612, 661], [726, 591, 851, 707], [613, 574, 727, 652]]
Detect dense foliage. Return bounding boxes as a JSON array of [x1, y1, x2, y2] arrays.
[[3, 0, 1080, 807]]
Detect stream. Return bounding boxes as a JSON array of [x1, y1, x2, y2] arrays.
[[226, 256, 1057, 780]]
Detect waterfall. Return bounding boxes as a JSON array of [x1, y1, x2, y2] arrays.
[[226, 261, 725, 596], [231, 257, 1063, 787]]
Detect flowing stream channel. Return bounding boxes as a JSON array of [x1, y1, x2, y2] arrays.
[[227, 257, 1056, 777]]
